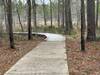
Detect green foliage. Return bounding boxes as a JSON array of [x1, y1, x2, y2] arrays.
[[67, 29, 78, 39], [16, 0, 24, 14], [32, 26, 64, 34]]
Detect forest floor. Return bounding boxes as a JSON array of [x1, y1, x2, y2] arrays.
[[0, 37, 44, 75], [66, 35, 100, 75]]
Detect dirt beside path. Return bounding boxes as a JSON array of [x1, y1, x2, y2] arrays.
[[66, 39, 100, 75], [0, 38, 43, 75]]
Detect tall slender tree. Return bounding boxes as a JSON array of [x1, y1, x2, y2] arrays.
[[49, 0, 53, 27], [41, 0, 47, 26], [2, 0, 8, 32], [65, 0, 69, 34], [81, 0, 86, 51], [68, 0, 73, 30], [61, 0, 65, 28], [87, 0, 96, 41], [96, 0, 99, 28], [6, 0, 15, 48], [27, 0, 32, 40], [32, 0, 37, 28], [58, 0, 60, 28], [16, 1, 24, 32]]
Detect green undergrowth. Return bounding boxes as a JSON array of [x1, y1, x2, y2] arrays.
[[32, 26, 65, 34]]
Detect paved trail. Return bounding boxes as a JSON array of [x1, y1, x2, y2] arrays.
[[5, 41, 69, 75]]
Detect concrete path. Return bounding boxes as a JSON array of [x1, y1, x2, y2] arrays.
[[5, 41, 69, 75]]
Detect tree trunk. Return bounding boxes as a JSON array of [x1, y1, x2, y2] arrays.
[[27, 0, 32, 40], [87, 0, 96, 41], [81, 0, 86, 51], [68, 0, 73, 30], [58, 0, 60, 28], [16, 5, 24, 32], [41, 0, 47, 26], [65, 0, 69, 34], [49, 0, 53, 27], [96, 0, 99, 28], [2, 0, 9, 32], [65, 0, 72, 34], [32, 0, 37, 28], [61, 0, 65, 28], [6, 0, 15, 48]]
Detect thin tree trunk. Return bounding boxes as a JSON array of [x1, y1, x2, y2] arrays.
[[65, 0, 69, 34], [61, 0, 65, 28], [6, 0, 15, 48], [81, 0, 86, 51], [41, 0, 47, 26], [2, 0, 8, 32], [32, 0, 37, 28], [27, 0, 32, 40], [16, 5, 24, 32], [58, 0, 60, 28], [43, 2, 47, 26], [49, 0, 53, 27], [68, 0, 73, 30], [65, 0, 70, 34], [76, 0, 80, 27], [96, 0, 99, 28]]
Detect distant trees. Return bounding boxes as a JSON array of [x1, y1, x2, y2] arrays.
[[16, 0, 24, 32], [87, 0, 96, 41], [1, 0, 99, 49], [27, 0, 32, 40], [6, 0, 15, 48], [49, 0, 53, 27], [57, 0, 65, 28], [41, 0, 47, 26]]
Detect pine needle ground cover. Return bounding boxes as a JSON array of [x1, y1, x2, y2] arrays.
[[66, 39, 100, 75]]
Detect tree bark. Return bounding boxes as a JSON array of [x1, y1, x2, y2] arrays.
[[6, 0, 15, 48], [68, 0, 73, 30], [61, 0, 65, 28], [49, 0, 53, 27], [65, 0, 72, 34], [27, 0, 32, 40], [87, 0, 96, 41], [16, 5, 24, 32], [81, 0, 86, 51], [96, 0, 99, 28]]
